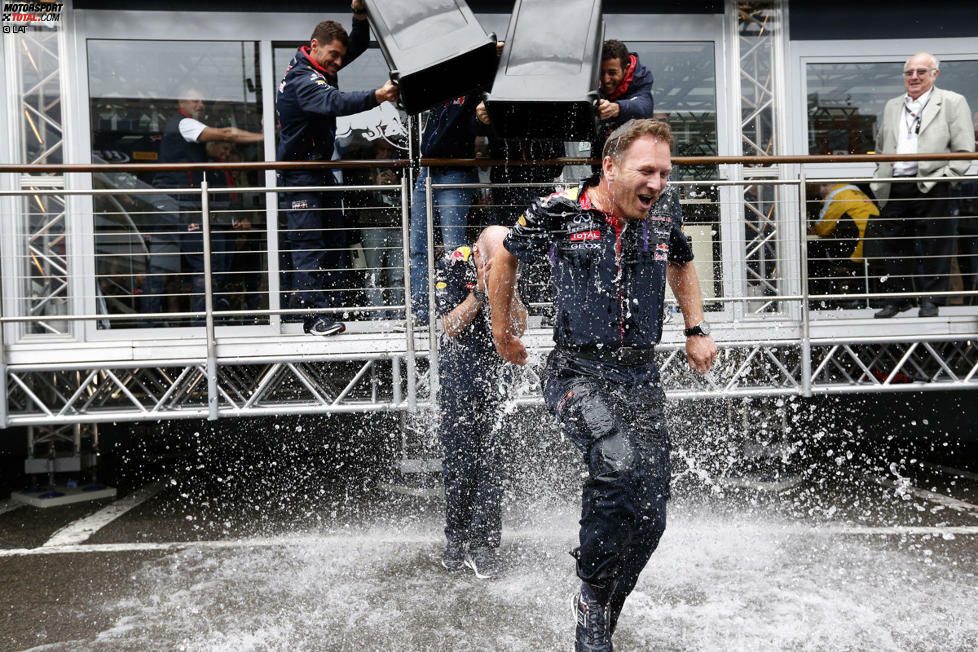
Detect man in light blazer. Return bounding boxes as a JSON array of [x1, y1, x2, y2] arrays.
[[871, 52, 974, 318]]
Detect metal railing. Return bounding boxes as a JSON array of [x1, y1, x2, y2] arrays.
[[1, 153, 977, 426]]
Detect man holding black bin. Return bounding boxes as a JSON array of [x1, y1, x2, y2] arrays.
[[276, 0, 398, 336]]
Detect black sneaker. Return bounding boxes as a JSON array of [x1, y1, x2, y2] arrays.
[[464, 545, 501, 579], [303, 316, 345, 336], [441, 540, 466, 572], [573, 585, 612, 652]]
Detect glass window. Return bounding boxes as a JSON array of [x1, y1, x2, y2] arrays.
[[807, 60, 978, 154], [87, 39, 267, 329]]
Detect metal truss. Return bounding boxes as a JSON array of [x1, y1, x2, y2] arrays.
[[5, 355, 429, 425], [5, 337, 978, 426], [11, 25, 69, 336], [736, 0, 786, 312]]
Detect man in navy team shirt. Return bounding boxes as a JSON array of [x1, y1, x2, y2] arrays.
[[276, 0, 398, 336], [490, 119, 716, 651]]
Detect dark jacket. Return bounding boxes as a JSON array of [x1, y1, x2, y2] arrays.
[[592, 53, 654, 157], [435, 245, 500, 391], [276, 18, 375, 180], [504, 178, 691, 350], [420, 93, 482, 161], [154, 111, 208, 206]]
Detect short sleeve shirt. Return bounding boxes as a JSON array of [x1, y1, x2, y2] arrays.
[[504, 178, 693, 349]]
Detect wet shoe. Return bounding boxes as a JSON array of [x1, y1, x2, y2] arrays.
[[873, 302, 912, 319], [464, 545, 500, 579], [918, 301, 938, 317], [303, 316, 345, 336], [441, 540, 466, 572], [573, 584, 612, 652]]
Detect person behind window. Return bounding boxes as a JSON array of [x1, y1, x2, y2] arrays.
[[275, 0, 399, 337], [871, 52, 975, 318], [954, 109, 978, 305], [809, 182, 879, 307], [357, 138, 404, 320], [591, 39, 655, 163], [142, 90, 262, 326]]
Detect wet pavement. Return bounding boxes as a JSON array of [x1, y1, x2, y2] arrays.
[[2, 421, 978, 651]]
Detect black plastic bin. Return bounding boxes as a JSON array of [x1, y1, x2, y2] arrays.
[[365, 0, 498, 115], [483, 0, 603, 140]]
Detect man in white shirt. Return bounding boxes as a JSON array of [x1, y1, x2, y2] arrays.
[[143, 89, 263, 325], [871, 52, 974, 318]]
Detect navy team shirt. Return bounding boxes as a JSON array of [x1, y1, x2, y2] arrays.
[[503, 177, 693, 351]]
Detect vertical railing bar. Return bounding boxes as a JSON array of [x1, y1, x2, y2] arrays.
[[201, 179, 218, 420], [798, 172, 812, 397], [400, 175, 416, 410], [425, 173, 439, 409]]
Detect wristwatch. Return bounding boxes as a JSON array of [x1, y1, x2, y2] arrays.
[[472, 288, 489, 304], [683, 320, 711, 337]]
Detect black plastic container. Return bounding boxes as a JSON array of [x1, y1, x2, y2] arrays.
[[484, 0, 603, 140], [365, 0, 498, 115]]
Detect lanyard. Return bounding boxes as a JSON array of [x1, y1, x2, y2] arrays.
[[903, 93, 930, 136]]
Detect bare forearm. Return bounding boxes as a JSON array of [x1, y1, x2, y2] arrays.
[[668, 261, 705, 327], [489, 252, 518, 340], [440, 293, 482, 338]]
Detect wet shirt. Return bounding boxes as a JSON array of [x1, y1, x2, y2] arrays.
[[435, 246, 500, 390], [504, 178, 693, 350]]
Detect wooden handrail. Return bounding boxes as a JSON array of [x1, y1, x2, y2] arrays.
[[0, 151, 975, 174]]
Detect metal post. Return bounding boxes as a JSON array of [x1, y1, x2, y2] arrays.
[[400, 176, 416, 409], [0, 249, 6, 429], [425, 173, 440, 407], [798, 172, 812, 397], [392, 355, 402, 406], [201, 179, 218, 420]]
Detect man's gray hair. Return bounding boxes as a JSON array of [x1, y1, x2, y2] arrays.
[[906, 52, 940, 71]]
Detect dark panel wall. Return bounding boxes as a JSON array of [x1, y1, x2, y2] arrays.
[[789, 0, 978, 40], [76, 0, 724, 13]]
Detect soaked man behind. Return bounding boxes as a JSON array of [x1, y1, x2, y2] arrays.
[[489, 119, 717, 651], [436, 226, 526, 579]]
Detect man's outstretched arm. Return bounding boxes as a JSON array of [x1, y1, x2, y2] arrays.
[[667, 260, 717, 374], [489, 246, 528, 366]]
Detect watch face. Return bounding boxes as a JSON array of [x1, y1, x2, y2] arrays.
[[699, 321, 711, 336]]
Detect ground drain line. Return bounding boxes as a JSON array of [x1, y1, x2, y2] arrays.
[[3, 525, 978, 558], [863, 473, 978, 515], [42, 482, 164, 548], [921, 462, 978, 483], [0, 500, 25, 516]]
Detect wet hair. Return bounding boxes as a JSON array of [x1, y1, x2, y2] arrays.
[[601, 40, 629, 69], [602, 119, 675, 164], [311, 20, 350, 48]]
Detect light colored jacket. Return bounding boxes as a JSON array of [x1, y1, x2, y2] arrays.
[[871, 86, 974, 206]]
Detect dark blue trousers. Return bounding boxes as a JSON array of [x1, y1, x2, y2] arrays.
[[438, 374, 504, 549], [281, 174, 350, 313], [543, 350, 670, 629]]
